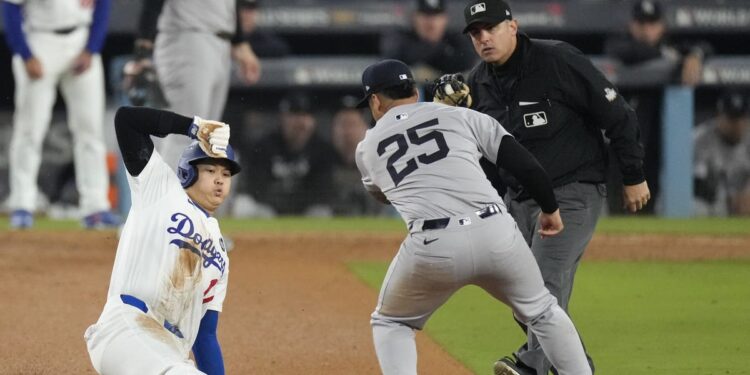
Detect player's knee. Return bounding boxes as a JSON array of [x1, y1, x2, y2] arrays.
[[371, 313, 399, 328], [371, 313, 422, 331], [525, 303, 572, 331], [513, 293, 559, 324]]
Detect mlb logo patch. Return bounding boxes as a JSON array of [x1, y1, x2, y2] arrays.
[[399, 74, 408, 80], [470, 3, 486, 15], [523, 111, 548, 127], [604, 87, 617, 102], [396, 113, 409, 120]]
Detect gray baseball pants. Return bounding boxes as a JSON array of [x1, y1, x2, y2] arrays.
[[508, 182, 606, 375], [371, 205, 591, 375], [153, 31, 232, 168]]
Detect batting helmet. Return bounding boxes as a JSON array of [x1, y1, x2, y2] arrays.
[[177, 141, 242, 188]]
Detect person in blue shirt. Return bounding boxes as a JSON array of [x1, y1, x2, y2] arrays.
[[3, 0, 117, 229]]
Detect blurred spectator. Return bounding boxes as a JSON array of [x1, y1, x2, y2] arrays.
[[604, 0, 712, 213], [694, 90, 750, 216], [380, 0, 476, 80], [3, 0, 117, 229], [238, 0, 291, 58], [329, 96, 385, 216], [245, 92, 338, 216], [132, 0, 261, 168]]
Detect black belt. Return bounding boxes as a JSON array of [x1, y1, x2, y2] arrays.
[[53, 26, 79, 35], [215, 32, 233, 41], [418, 204, 503, 231], [422, 218, 450, 230], [120, 294, 184, 338]]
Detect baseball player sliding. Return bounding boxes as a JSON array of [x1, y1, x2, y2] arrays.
[[84, 106, 241, 374], [355, 60, 591, 375], [3, 0, 116, 229]]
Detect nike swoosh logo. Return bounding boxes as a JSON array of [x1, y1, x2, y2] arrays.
[[519, 101, 539, 106], [423, 238, 439, 245]]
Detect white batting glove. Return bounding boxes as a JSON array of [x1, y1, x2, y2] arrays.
[[189, 116, 230, 158]]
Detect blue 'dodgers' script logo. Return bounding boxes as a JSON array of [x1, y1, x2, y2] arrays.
[[166, 212, 226, 274]]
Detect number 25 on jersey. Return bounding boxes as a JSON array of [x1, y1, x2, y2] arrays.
[[377, 118, 450, 186]]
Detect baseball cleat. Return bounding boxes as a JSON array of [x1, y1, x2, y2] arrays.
[[493, 356, 522, 375], [10, 210, 33, 229], [82, 211, 120, 229]]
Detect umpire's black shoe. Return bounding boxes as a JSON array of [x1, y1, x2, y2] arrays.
[[493, 356, 532, 375]]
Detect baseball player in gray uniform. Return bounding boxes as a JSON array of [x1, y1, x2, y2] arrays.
[[354, 59, 591, 375], [134, 0, 261, 167]]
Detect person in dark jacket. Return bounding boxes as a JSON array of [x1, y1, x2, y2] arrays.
[[604, 0, 711, 213], [451, 1, 651, 374], [380, 0, 476, 77], [245, 92, 337, 216], [238, 0, 291, 58]]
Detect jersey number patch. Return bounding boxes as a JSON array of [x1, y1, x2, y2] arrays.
[[377, 118, 449, 186]]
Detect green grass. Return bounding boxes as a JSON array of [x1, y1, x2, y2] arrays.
[[349, 260, 750, 375], [0, 216, 408, 233], [596, 216, 750, 235], [2, 216, 750, 235]]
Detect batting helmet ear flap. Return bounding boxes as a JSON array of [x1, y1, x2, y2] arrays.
[[177, 162, 198, 188], [178, 142, 207, 188]]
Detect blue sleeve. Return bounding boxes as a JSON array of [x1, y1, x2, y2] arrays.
[[2, 2, 33, 60], [192, 310, 225, 375], [85, 0, 110, 53]]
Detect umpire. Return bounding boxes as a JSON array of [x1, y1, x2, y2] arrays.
[[455, 1, 651, 374]]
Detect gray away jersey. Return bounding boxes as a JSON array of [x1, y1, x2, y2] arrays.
[[356, 102, 511, 224], [158, 0, 236, 35]]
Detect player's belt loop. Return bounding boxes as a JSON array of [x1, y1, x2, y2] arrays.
[[475, 203, 502, 219], [215, 31, 233, 41], [53, 26, 79, 35]]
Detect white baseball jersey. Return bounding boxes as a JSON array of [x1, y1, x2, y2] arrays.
[[99, 151, 229, 355], [6, 0, 93, 31], [356, 102, 510, 224]]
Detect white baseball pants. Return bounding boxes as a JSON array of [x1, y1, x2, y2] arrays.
[[9, 28, 110, 216], [85, 303, 204, 375]]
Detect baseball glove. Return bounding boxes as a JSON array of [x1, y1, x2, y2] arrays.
[[122, 59, 168, 108], [432, 73, 472, 108], [189, 117, 230, 158]]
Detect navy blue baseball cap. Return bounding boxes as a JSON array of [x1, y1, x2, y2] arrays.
[[417, 0, 445, 15], [356, 59, 415, 108], [717, 90, 749, 119], [632, 0, 662, 23]]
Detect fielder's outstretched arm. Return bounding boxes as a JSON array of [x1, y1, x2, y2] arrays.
[[114, 106, 193, 176]]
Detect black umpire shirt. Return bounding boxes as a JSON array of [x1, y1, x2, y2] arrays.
[[468, 33, 646, 201]]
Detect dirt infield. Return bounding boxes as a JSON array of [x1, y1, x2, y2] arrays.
[[1, 230, 748, 375]]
